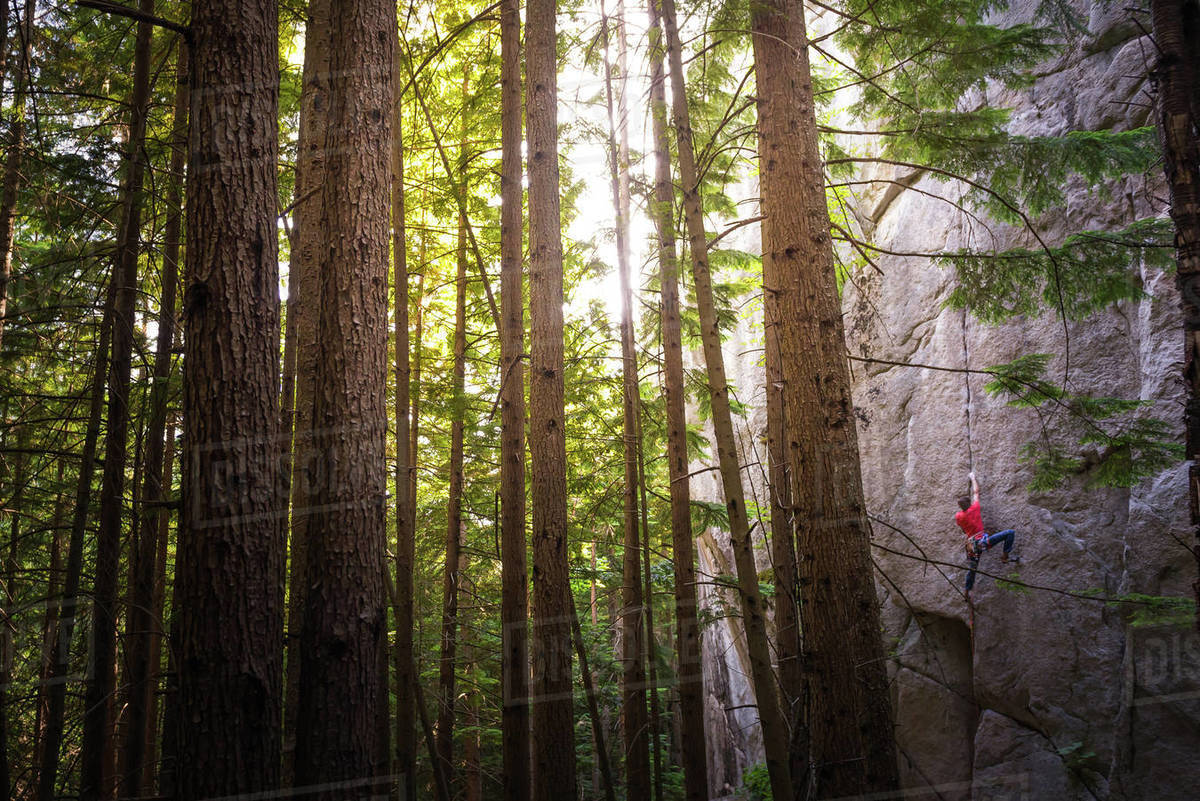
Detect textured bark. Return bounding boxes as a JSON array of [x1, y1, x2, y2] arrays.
[[646, 4, 707, 797], [752, 0, 899, 795], [0, 0, 32, 354], [83, 3, 155, 795], [498, 0, 531, 797], [283, 0, 330, 781], [525, 1, 577, 797], [659, 0, 795, 797], [392, 23, 417, 801], [175, 0, 285, 796], [758, 11, 804, 778], [292, 0, 393, 790], [1150, 0, 1200, 627], [37, 305, 113, 801], [436, 205, 469, 788], [600, 3, 650, 796], [120, 41, 186, 798]]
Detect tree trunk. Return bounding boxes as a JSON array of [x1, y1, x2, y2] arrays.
[[1150, 0, 1200, 629], [143, 421, 175, 793], [33, 465, 68, 758], [292, 0, 393, 790], [658, 0, 794, 797], [120, 39, 186, 798], [637, 436, 663, 801], [599, 4, 650, 797], [525, 1, 577, 797], [436, 204, 469, 790], [757, 8, 804, 777], [283, 0, 331, 782], [751, 0, 899, 795], [175, 0, 285, 796], [645, 4, 707, 797], [392, 22, 417, 801], [0, 449, 24, 801], [570, 596, 617, 801], [36, 306, 113, 801], [0, 0, 33, 355], [499, 0, 531, 797], [83, 2, 155, 795]]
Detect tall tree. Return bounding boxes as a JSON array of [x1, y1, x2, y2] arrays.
[[645, 3, 707, 797], [1149, 0, 1200, 625], [392, 16, 417, 801], [0, 0, 33, 354], [600, 2, 649, 795], [37, 304, 113, 801], [752, 0, 899, 794], [659, 0, 794, 796], [436, 200, 469, 787], [119, 38, 187, 799], [525, 1, 577, 797], [174, 0, 285, 796], [498, 0, 531, 797], [283, 0, 330, 781], [292, 0, 393, 791], [82, 2, 155, 796]]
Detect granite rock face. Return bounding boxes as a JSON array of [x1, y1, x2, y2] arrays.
[[691, 2, 1200, 798]]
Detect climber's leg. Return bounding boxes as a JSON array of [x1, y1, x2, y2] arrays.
[[965, 556, 980, 592], [987, 529, 1016, 559]]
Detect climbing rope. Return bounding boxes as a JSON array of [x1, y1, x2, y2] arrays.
[[960, 308, 978, 649], [960, 307, 975, 474]]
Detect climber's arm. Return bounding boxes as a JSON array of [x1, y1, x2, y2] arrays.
[[968, 471, 980, 506]]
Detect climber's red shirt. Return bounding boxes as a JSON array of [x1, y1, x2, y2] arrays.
[[955, 501, 984, 537]]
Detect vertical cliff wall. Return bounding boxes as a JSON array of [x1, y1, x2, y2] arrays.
[[691, 2, 1200, 798]]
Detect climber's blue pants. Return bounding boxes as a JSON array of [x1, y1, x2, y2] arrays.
[[965, 529, 1016, 592]]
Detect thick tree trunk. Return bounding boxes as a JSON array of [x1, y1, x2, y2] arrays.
[[600, 3, 650, 796], [83, 3, 155, 796], [175, 0, 285, 796], [1150, 0, 1200, 628], [292, 0, 392, 791], [658, 0, 795, 797], [0, 0, 33, 355], [391, 24, 417, 801], [498, 0, 531, 797], [283, 0, 330, 781], [119, 40, 186, 798], [525, 1, 577, 797], [751, 1, 899, 795], [758, 16, 804, 778], [645, 4, 707, 797], [436, 206, 469, 788]]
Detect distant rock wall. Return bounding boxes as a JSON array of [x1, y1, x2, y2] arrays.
[[691, 2, 1200, 798]]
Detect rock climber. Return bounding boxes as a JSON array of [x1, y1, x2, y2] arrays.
[[955, 471, 1017, 596]]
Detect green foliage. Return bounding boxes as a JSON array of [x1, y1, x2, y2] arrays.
[[1086, 592, 1198, 628], [736, 763, 772, 801], [983, 355, 1182, 491], [997, 571, 1033, 596], [944, 217, 1173, 322]]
